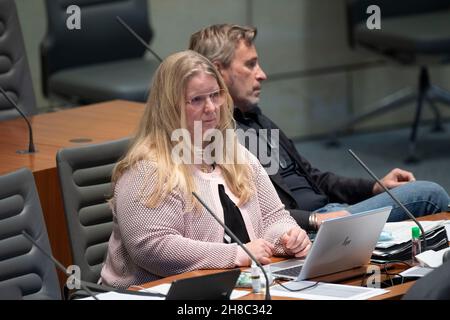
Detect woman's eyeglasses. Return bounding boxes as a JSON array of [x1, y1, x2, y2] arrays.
[[186, 89, 225, 109]]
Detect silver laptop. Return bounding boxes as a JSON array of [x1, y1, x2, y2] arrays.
[[269, 206, 391, 281]]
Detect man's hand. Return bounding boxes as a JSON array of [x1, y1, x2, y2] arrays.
[[281, 226, 311, 258], [244, 239, 274, 265], [315, 210, 350, 227], [372, 168, 416, 195]]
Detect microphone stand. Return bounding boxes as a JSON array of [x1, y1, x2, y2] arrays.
[[192, 192, 271, 300], [0, 86, 37, 154], [116, 16, 163, 63], [22, 231, 98, 300], [348, 149, 427, 251], [21, 231, 165, 300]]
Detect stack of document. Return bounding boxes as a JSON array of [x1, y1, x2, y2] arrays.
[[372, 220, 449, 263]]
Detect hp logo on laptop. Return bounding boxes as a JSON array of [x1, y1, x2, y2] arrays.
[[342, 236, 352, 247]]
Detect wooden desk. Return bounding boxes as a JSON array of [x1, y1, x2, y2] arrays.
[[0, 100, 145, 277], [137, 212, 449, 300]]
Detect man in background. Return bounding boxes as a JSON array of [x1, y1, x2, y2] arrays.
[[189, 24, 450, 231]]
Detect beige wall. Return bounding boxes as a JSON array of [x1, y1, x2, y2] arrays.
[[15, 0, 450, 138], [15, 0, 46, 110]]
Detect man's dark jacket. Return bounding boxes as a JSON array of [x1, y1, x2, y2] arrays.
[[403, 259, 450, 299], [234, 107, 374, 230]]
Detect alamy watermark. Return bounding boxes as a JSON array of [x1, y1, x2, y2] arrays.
[[366, 5, 381, 30], [66, 5, 81, 30], [66, 265, 81, 290], [171, 122, 280, 175], [365, 265, 382, 288]]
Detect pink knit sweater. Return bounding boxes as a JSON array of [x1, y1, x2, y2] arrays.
[[101, 149, 299, 288]]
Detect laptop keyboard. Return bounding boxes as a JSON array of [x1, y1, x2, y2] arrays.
[[273, 265, 303, 277]]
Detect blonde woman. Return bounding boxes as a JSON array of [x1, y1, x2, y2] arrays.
[[100, 50, 310, 289]]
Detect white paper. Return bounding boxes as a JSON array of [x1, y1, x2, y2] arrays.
[[270, 281, 388, 300], [230, 290, 250, 300], [376, 220, 447, 249], [414, 247, 450, 268], [79, 284, 249, 300], [399, 266, 434, 278], [80, 282, 250, 300], [80, 291, 165, 300], [141, 283, 171, 295], [140, 283, 249, 300]]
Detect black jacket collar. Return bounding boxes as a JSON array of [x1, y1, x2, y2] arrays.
[[233, 106, 262, 125]]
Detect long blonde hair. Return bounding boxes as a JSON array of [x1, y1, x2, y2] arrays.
[[112, 50, 254, 209]]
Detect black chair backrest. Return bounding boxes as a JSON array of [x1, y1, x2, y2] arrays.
[[0, 168, 61, 300], [40, 0, 153, 97], [346, 0, 450, 46], [56, 138, 130, 283], [0, 0, 38, 120]]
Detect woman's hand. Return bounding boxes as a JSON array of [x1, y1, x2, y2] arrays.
[[244, 239, 274, 265], [281, 226, 311, 258]]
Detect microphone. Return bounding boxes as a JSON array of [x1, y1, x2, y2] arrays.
[[0, 86, 37, 154], [192, 191, 271, 300], [22, 231, 99, 300], [116, 16, 163, 63], [348, 149, 427, 251], [21, 231, 166, 300]]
